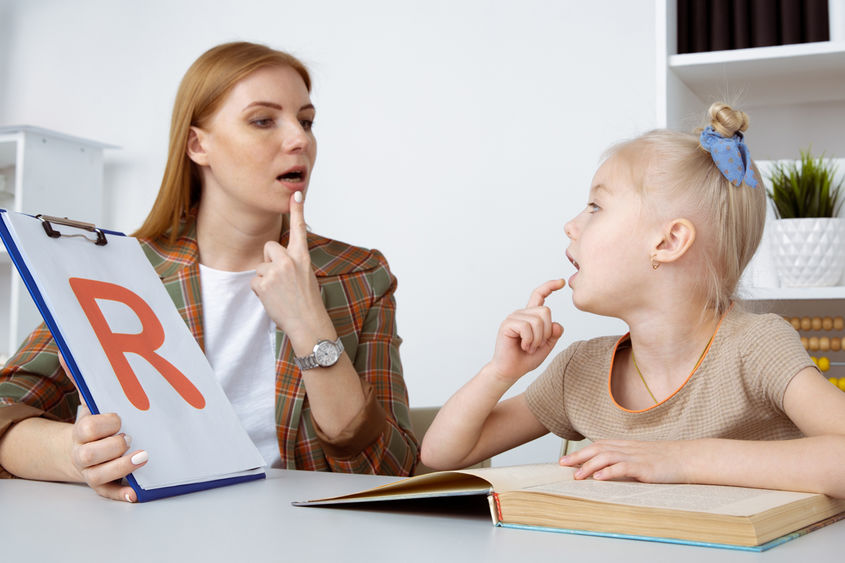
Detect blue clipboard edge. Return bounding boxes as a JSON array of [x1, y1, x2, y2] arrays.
[[0, 209, 266, 501], [0, 210, 125, 416], [128, 471, 266, 502]]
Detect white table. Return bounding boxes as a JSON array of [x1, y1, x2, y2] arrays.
[[2, 469, 844, 562]]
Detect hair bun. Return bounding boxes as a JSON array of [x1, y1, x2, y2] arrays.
[[708, 102, 749, 138]]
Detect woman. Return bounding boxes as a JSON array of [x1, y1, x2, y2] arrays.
[[0, 42, 419, 501]]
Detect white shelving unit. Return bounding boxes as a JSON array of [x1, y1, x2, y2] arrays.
[[658, 2, 845, 158], [0, 126, 114, 363], [657, 0, 845, 370], [658, 0, 845, 295]]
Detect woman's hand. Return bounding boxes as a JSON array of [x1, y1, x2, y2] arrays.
[[251, 191, 335, 353], [559, 439, 692, 484], [59, 354, 147, 502], [487, 279, 566, 384], [70, 406, 147, 502]]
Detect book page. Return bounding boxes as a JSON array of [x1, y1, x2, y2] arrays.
[[295, 463, 576, 505], [523, 479, 819, 516], [459, 463, 576, 492]]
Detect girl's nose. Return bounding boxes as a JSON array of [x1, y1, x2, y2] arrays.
[[564, 218, 577, 240]]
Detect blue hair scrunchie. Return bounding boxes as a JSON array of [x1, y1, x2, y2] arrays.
[[699, 126, 759, 189]]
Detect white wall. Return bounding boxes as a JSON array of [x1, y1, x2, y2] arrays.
[[0, 0, 656, 465]]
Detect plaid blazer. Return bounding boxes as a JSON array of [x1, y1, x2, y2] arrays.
[[0, 217, 419, 476]]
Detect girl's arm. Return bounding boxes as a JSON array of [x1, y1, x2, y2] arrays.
[[562, 367, 845, 498], [420, 280, 565, 470]]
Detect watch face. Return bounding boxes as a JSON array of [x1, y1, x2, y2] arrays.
[[314, 340, 341, 366]]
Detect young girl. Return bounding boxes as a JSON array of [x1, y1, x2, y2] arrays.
[[421, 103, 845, 498], [0, 42, 418, 501]]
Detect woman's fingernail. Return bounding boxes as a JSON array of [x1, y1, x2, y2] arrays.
[[125, 493, 134, 503], [130, 451, 148, 465], [123, 434, 132, 448], [294, 191, 303, 203]]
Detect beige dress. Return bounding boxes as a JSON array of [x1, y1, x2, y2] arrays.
[[526, 308, 816, 442]]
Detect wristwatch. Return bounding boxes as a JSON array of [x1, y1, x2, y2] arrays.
[[294, 338, 344, 371]]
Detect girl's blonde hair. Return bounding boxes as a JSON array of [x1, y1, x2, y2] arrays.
[[133, 42, 311, 241], [609, 103, 766, 315]]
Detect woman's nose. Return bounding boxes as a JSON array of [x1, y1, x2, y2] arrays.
[[281, 121, 310, 153]]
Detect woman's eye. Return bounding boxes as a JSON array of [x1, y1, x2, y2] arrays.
[[299, 118, 314, 131], [251, 118, 274, 128]]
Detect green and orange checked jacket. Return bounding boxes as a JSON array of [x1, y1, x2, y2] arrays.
[[0, 217, 419, 477]]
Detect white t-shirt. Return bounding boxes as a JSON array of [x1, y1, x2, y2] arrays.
[[199, 264, 281, 468]]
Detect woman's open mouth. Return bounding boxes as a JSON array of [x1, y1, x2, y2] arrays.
[[277, 167, 307, 184]]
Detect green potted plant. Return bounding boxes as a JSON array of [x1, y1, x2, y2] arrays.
[[767, 150, 845, 287]]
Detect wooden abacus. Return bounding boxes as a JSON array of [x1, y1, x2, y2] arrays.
[[789, 317, 845, 393]]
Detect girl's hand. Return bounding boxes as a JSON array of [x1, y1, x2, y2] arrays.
[[487, 280, 565, 384], [559, 439, 691, 484], [251, 192, 336, 353], [58, 354, 146, 502]]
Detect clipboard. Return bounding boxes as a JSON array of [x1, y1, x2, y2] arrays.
[[0, 210, 266, 501]]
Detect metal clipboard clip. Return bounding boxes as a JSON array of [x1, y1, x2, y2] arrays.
[[36, 215, 108, 246]]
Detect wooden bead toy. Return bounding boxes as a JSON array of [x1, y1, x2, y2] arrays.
[[820, 336, 830, 351], [833, 338, 842, 352], [800, 317, 812, 331], [812, 317, 822, 331], [809, 336, 819, 351], [818, 357, 831, 372], [836, 317, 845, 331], [790, 317, 801, 330], [823, 317, 833, 331], [840, 379, 845, 392], [801, 336, 809, 350]]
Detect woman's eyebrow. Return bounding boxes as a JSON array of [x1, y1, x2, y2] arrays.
[[242, 101, 316, 112], [243, 101, 282, 111]]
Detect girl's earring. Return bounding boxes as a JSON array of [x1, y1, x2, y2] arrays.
[[651, 257, 660, 270]]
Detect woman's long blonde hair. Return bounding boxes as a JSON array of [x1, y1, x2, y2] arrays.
[[133, 42, 311, 241]]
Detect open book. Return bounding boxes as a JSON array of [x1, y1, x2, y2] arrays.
[[294, 463, 845, 551], [0, 210, 266, 501]]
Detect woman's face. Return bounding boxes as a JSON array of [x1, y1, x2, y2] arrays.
[[188, 65, 317, 219]]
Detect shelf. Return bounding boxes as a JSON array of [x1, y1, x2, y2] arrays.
[[669, 41, 845, 108], [740, 286, 845, 301]]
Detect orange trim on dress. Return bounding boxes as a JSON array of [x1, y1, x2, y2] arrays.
[[607, 304, 733, 414]]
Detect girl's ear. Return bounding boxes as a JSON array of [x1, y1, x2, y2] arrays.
[[186, 127, 209, 166], [652, 218, 696, 265]]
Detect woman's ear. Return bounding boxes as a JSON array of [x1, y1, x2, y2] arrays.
[[653, 218, 696, 265], [186, 127, 209, 166]]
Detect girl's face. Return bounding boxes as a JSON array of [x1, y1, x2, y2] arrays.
[[563, 154, 658, 316], [188, 65, 317, 219]]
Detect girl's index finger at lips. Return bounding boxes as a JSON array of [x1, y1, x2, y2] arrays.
[[526, 279, 567, 307]]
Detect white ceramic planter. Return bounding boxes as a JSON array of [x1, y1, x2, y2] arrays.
[[771, 217, 845, 287]]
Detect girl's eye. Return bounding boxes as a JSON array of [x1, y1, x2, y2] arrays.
[[587, 202, 601, 213], [299, 118, 314, 131]]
